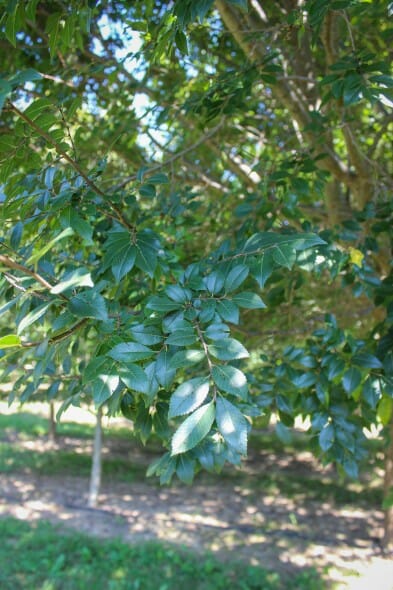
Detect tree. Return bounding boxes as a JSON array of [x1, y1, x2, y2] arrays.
[[0, 0, 392, 546]]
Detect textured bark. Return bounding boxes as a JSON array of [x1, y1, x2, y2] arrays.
[[88, 407, 103, 508]]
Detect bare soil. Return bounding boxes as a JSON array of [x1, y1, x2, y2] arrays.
[[1, 426, 393, 588]]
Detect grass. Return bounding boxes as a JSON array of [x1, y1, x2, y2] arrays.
[[0, 411, 133, 440], [0, 517, 324, 590], [0, 442, 148, 481]]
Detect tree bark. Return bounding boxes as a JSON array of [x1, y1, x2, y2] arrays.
[[383, 416, 393, 551], [88, 407, 103, 508]]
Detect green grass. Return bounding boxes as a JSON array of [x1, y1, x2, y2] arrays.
[[0, 517, 324, 590], [0, 442, 148, 481], [0, 411, 132, 440]]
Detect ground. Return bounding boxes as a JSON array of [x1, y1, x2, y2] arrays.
[[0, 404, 393, 589]]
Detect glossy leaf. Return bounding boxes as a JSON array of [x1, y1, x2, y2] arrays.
[[108, 342, 154, 362], [216, 397, 248, 454], [169, 377, 210, 418], [171, 401, 215, 455], [208, 338, 249, 361], [212, 365, 248, 399]]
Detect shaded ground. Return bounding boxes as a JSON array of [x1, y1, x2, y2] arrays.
[[0, 408, 392, 589]]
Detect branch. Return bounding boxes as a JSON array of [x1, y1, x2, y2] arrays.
[[0, 254, 54, 290], [7, 101, 135, 230], [215, 0, 352, 187], [111, 120, 226, 191], [22, 319, 88, 348]]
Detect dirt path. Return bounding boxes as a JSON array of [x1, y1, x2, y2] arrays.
[[1, 462, 392, 588]]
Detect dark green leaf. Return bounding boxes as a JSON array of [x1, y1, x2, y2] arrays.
[[232, 292, 266, 309], [129, 323, 163, 346], [216, 300, 239, 324], [319, 423, 335, 452], [103, 230, 136, 282], [171, 401, 215, 455], [147, 296, 183, 313], [119, 363, 151, 395], [224, 264, 249, 292], [352, 352, 383, 369], [155, 350, 176, 389], [342, 367, 362, 395], [69, 291, 108, 321], [108, 342, 154, 362]]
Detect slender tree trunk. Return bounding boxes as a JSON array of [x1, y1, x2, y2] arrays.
[[88, 407, 103, 508], [383, 416, 393, 551], [48, 401, 56, 443]]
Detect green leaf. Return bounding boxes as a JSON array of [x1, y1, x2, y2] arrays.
[[378, 396, 393, 426], [273, 244, 296, 269], [342, 367, 362, 395], [165, 285, 192, 303], [84, 357, 119, 405], [0, 334, 22, 348], [103, 230, 137, 282], [61, 208, 94, 245], [27, 227, 74, 265], [208, 338, 249, 361], [50, 269, 93, 294], [148, 172, 169, 184], [171, 401, 215, 455], [204, 271, 225, 294], [135, 233, 158, 277], [224, 264, 249, 292], [155, 350, 176, 389], [5, 9, 18, 47], [216, 300, 239, 324], [205, 322, 230, 340], [216, 397, 248, 454], [17, 301, 52, 334], [108, 342, 154, 362], [169, 349, 205, 369], [166, 325, 197, 346], [232, 292, 266, 309], [212, 365, 248, 399], [319, 423, 335, 452], [176, 455, 195, 484], [352, 352, 383, 369], [169, 377, 210, 418], [119, 363, 151, 395], [146, 296, 183, 313], [129, 323, 163, 346], [251, 252, 275, 288], [68, 291, 108, 321]]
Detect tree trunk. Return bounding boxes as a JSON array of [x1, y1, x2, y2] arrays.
[[88, 407, 103, 508], [383, 416, 393, 551], [48, 401, 56, 443]]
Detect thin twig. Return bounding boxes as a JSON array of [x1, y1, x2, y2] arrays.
[[0, 254, 54, 290]]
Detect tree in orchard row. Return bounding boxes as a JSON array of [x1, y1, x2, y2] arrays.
[[0, 0, 392, 547]]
